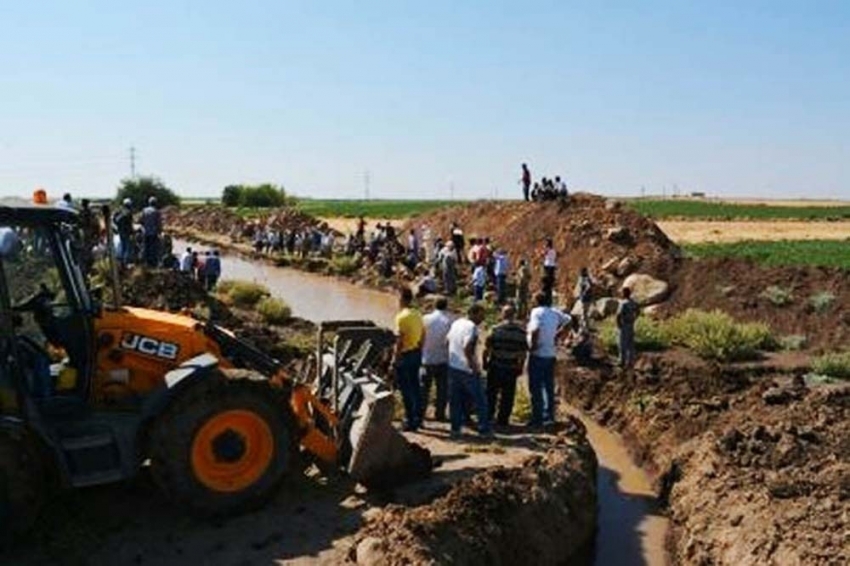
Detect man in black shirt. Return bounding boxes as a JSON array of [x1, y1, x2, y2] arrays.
[[483, 304, 528, 426]]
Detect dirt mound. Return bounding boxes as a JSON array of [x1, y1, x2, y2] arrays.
[[662, 257, 850, 351], [353, 417, 597, 565], [407, 195, 681, 298], [560, 352, 849, 565], [162, 205, 324, 241]]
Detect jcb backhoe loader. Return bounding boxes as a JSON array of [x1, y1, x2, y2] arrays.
[[0, 203, 429, 542]]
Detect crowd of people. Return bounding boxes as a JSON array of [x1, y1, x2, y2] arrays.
[[39, 191, 226, 287], [392, 279, 640, 437], [520, 163, 570, 202]]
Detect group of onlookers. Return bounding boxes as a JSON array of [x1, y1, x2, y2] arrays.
[[520, 163, 569, 202], [392, 284, 634, 438], [178, 247, 222, 291]]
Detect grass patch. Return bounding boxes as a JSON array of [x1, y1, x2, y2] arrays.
[[778, 334, 808, 351], [811, 352, 850, 380], [294, 199, 464, 219], [760, 285, 794, 307], [219, 279, 270, 308], [513, 385, 532, 424], [256, 297, 292, 325], [683, 240, 850, 269], [809, 291, 836, 313], [599, 317, 670, 353], [629, 199, 850, 220], [665, 309, 774, 362], [328, 255, 361, 276]]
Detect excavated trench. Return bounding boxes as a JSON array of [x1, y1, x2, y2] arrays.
[[180, 239, 670, 565]]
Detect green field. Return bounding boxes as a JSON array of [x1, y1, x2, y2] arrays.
[[630, 199, 850, 220], [684, 240, 850, 269], [294, 199, 463, 218]]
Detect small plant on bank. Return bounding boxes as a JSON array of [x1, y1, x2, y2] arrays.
[[809, 291, 836, 314], [810, 352, 850, 380], [778, 334, 808, 351], [256, 297, 292, 325], [665, 309, 774, 362], [759, 285, 794, 307], [225, 280, 271, 308], [329, 255, 361, 276]]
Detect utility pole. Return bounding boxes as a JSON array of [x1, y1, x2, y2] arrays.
[[129, 146, 136, 179], [363, 170, 371, 200]]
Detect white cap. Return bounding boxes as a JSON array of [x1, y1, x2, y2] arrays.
[[123, 198, 132, 206]]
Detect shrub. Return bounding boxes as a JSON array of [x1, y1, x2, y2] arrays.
[[256, 297, 292, 325], [116, 176, 181, 208], [811, 352, 850, 380], [329, 255, 360, 276], [226, 280, 270, 308], [760, 285, 793, 307], [665, 309, 773, 362], [778, 334, 807, 351], [809, 291, 836, 314], [221, 183, 289, 208], [215, 279, 237, 295], [598, 317, 670, 353]]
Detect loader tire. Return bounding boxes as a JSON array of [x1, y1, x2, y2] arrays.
[[0, 431, 45, 547], [149, 376, 293, 517]]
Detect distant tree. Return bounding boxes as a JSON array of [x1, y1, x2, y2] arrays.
[[220, 183, 289, 208], [222, 185, 242, 207], [116, 176, 180, 208]]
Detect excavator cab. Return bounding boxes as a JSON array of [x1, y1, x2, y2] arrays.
[[0, 207, 96, 413]]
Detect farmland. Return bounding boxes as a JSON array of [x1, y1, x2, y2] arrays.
[[629, 198, 850, 220], [683, 239, 850, 269], [294, 198, 463, 219]]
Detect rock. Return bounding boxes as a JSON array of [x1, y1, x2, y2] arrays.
[[606, 226, 632, 245], [616, 256, 638, 277], [601, 257, 619, 273], [588, 237, 600, 247], [763, 386, 802, 406], [605, 199, 621, 211], [643, 304, 662, 317], [621, 273, 670, 306], [593, 297, 619, 319], [356, 537, 387, 565], [570, 300, 584, 318]]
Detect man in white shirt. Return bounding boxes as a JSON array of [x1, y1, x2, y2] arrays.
[[493, 248, 510, 304], [179, 247, 194, 273], [471, 264, 486, 301], [527, 291, 570, 427], [420, 296, 452, 421], [446, 302, 491, 438]]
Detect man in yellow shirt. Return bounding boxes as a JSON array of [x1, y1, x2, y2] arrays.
[[394, 287, 426, 431]]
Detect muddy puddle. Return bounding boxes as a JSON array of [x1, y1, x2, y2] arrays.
[[178, 240, 669, 565]]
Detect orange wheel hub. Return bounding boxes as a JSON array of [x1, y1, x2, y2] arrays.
[[190, 410, 275, 493]]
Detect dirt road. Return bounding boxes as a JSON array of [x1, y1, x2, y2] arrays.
[[4, 423, 570, 566]]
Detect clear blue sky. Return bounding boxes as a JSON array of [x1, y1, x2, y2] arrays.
[[1, 1, 848, 200]]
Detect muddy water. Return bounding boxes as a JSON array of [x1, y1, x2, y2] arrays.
[[192, 242, 668, 565]]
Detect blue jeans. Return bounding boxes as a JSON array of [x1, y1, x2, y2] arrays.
[[619, 327, 636, 368], [528, 355, 556, 425], [495, 274, 507, 304], [396, 350, 422, 430], [473, 284, 484, 301], [448, 367, 491, 434]]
